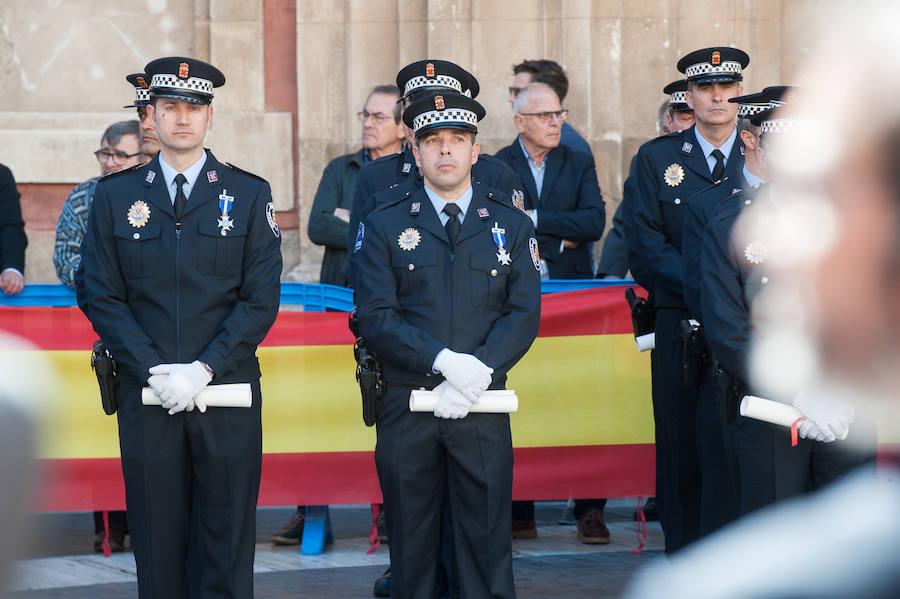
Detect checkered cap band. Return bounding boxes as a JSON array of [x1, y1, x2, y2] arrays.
[[738, 103, 768, 118], [759, 119, 808, 134], [150, 74, 215, 96], [685, 61, 743, 79], [134, 88, 150, 102], [668, 91, 687, 105], [412, 109, 479, 132], [404, 75, 466, 97]]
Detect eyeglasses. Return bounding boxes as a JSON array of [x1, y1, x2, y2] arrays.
[[517, 109, 569, 123], [357, 111, 395, 125], [94, 149, 142, 164]]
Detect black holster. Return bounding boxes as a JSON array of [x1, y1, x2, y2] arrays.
[[680, 319, 709, 388], [90, 340, 119, 415], [350, 312, 385, 427], [625, 288, 656, 338], [713, 362, 743, 426]]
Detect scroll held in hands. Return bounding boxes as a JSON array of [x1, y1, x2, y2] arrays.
[[142, 383, 252, 408], [410, 389, 518, 413]]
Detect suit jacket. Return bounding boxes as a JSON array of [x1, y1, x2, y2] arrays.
[[0, 164, 27, 274], [627, 125, 745, 308], [493, 140, 605, 278], [355, 183, 540, 390]]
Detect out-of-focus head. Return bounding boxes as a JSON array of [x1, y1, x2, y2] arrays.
[[95, 120, 142, 176], [661, 79, 695, 133], [510, 59, 568, 106], [513, 82, 564, 153], [359, 85, 404, 158], [124, 73, 159, 157], [749, 4, 900, 419]]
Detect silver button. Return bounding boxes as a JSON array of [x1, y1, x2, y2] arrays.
[[674, 198, 681, 205], [490, 269, 498, 277], [761, 276, 769, 284], [408, 264, 414, 271], [133, 233, 140, 240]]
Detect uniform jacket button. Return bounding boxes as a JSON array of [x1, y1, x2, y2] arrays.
[[674, 198, 682, 205], [490, 269, 498, 277], [408, 263, 414, 271], [133, 233, 140, 240]]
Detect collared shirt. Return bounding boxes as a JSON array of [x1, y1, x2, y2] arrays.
[[424, 184, 473, 227], [694, 126, 738, 176], [518, 136, 547, 196], [742, 164, 766, 189], [159, 152, 208, 204]]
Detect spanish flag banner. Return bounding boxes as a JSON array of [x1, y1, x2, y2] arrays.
[[1, 286, 654, 510]]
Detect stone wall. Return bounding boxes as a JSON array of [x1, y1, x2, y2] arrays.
[[0, 0, 820, 284]]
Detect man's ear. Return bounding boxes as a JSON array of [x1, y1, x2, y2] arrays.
[[740, 129, 757, 151], [471, 142, 480, 166], [412, 141, 421, 168]]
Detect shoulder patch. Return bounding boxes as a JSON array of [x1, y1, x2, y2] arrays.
[[225, 162, 267, 183], [529, 238, 541, 271], [266, 201, 280, 238], [354, 222, 364, 253], [99, 161, 146, 181]]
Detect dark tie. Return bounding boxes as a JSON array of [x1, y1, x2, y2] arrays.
[[443, 203, 461, 248], [711, 149, 725, 183], [174, 173, 188, 222]]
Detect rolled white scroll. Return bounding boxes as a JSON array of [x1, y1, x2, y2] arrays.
[[739, 395, 803, 427], [142, 383, 252, 408], [409, 389, 518, 413], [635, 332, 655, 352]]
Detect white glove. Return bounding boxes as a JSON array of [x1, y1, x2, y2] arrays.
[[432, 380, 475, 419], [148, 361, 212, 415], [433, 349, 493, 403], [793, 388, 854, 443]]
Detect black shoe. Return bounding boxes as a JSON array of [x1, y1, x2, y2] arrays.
[[633, 498, 659, 522], [270, 510, 305, 545], [373, 567, 390, 597]]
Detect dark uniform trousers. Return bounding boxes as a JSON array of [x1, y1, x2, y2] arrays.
[[626, 125, 745, 553], [356, 184, 539, 599], [78, 150, 282, 599]]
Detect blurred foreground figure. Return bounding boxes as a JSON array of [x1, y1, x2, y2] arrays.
[[625, 4, 900, 597]]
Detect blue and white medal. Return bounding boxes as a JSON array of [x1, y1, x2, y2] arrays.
[[492, 222, 511, 265], [218, 189, 234, 236]]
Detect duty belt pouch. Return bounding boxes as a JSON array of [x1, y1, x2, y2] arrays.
[[713, 364, 741, 426], [354, 338, 385, 427], [680, 319, 708, 388], [91, 340, 119, 415]]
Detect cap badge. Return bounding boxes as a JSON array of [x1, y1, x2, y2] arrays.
[[207, 170, 218, 183], [127, 200, 151, 228], [529, 237, 541, 271], [434, 95, 445, 110], [136, 76, 148, 88], [145, 170, 156, 184], [410, 201, 421, 215], [711, 51, 721, 65], [425, 62, 435, 78], [785, 91, 797, 104], [744, 240, 768, 265], [398, 227, 421, 251], [512, 189, 525, 212], [664, 163, 685, 187], [477, 207, 489, 219], [178, 62, 189, 79]]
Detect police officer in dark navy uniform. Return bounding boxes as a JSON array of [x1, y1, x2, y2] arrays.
[[355, 90, 540, 599], [347, 59, 524, 289], [78, 56, 282, 599], [700, 102, 874, 518], [677, 87, 781, 537], [626, 46, 749, 553]]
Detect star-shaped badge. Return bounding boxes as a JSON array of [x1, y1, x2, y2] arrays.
[[497, 247, 512, 265], [218, 215, 234, 236]]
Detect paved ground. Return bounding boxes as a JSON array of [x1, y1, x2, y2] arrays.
[[9, 500, 664, 598]]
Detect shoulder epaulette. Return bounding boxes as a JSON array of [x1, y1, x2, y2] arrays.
[[99, 161, 146, 181], [225, 162, 267, 183], [372, 190, 413, 214]]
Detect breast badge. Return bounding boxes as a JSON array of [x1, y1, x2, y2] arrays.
[[664, 163, 685, 187], [127, 201, 151, 228], [529, 237, 541, 271], [744, 240, 768, 265], [398, 227, 421, 251]]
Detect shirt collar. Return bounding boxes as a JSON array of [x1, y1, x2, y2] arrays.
[[424, 184, 473, 223], [159, 151, 208, 198], [742, 164, 766, 189], [518, 136, 547, 169], [694, 126, 738, 162]]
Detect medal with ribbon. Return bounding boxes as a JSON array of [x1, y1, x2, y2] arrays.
[[492, 222, 511, 265], [218, 189, 235, 236]]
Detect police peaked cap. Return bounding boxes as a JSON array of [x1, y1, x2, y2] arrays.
[[396, 60, 480, 103], [144, 57, 226, 105], [750, 86, 805, 132], [662, 79, 692, 112], [677, 47, 749, 83], [402, 91, 486, 137], [123, 73, 151, 108]]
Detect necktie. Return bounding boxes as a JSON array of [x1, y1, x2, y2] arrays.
[[711, 149, 725, 183], [174, 173, 188, 222], [443, 203, 461, 249]]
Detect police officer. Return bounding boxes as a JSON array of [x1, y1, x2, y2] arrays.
[[346, 59, 524, 289], [626, 47, 749, 553], [355, 90, 540, 599], [78, 56, 282, 598]]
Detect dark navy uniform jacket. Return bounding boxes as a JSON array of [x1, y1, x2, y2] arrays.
[[346, 145, 523, 288], [627, 125, 744, 308], [79, 150, 282, 384], [0, 164, 27, 273], [494, 140, 605, 278], [700, 189, 769, 386], [681, 175, 750, 320], [355, 183, 540, 390]]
